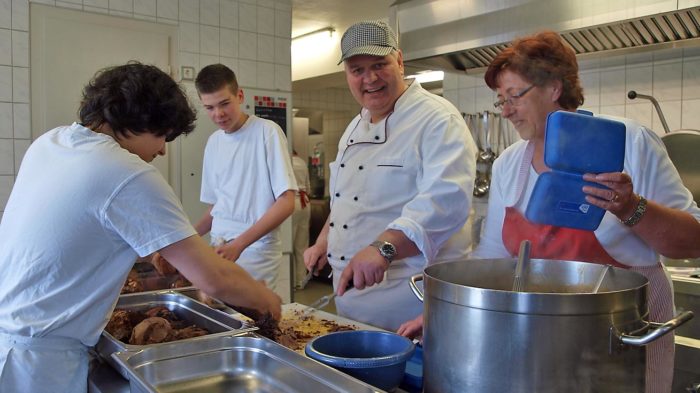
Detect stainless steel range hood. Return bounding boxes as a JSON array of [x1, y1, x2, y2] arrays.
[[391, 0, 700, 74]]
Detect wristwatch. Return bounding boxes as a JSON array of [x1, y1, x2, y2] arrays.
[[370, 240, 397, 264]]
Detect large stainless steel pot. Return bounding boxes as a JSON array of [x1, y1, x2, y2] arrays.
[[409, 259, 693, 393]]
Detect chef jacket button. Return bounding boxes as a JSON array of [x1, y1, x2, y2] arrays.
[[340, 256, 346, 260], [358, 165, 364, 170], [327, 253, 332, 258], [374, 136, 380, 140], [335, 192, 340, 197], [329, 222, 334, 227], [350, 139, 354, 143], [354, 196, 358, 201], [342, 224, 348, 229], [340, 163, 345, 168]]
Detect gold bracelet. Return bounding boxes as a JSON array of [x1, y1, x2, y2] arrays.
[[621, 195, 647, 227]]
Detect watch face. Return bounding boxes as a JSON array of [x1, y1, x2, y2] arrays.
[[380, 243, 396, 258]]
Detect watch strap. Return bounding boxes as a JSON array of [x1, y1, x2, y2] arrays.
[[370, 240, 396, 263]]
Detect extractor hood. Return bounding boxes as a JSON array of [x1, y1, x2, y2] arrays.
[[391, 0, 700, 74]]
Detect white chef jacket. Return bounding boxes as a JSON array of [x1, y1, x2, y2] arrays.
[[327, 81, 477, 330], [471, 114, 700, 265], [201, 115, 297, 288], [0, 123, 196, 392]]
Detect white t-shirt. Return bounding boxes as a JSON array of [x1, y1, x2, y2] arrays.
[[0, 123, 196, 346], [200, 114, 297, 249], [472, 114, 700, 266]]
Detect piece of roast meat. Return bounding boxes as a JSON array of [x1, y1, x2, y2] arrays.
[[129, 317, 174, 345]]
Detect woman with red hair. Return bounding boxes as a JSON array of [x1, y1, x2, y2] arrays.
[[473, 30, 700, 392]]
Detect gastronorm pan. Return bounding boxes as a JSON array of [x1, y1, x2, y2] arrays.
[[96, 290, 256, 377], [112, 334, 383, 393]]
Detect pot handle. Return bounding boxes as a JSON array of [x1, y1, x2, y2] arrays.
[[409, 274, 424, 302], [617, 311, 694, 346]]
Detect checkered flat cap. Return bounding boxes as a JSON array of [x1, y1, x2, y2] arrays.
[[338, 20, 398, 64]]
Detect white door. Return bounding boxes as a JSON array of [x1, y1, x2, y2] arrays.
[[30, 5, 178, 186]]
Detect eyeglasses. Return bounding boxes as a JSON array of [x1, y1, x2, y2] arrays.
[[493, 85, 535, 110]]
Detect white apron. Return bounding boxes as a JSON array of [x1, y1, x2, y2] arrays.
[[0, 332, 89, 393], [211, 223, 282, 291], [332, 260, 424, 331]]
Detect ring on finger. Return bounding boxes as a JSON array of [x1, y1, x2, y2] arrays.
[[611, 193, 619, 202]]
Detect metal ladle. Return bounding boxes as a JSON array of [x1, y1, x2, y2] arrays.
[[512, 240, 531, 292], [473, 170, 490, 197], [591, 265, 612, 293], [479, 112, 497, 163]]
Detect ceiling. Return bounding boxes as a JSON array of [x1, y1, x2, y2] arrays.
[[291, 0, 400, 92], [291, 0, 395, 39]]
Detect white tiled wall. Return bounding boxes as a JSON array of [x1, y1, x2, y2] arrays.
[[0, 0, 292, 218], [443, 46, 700, 137], [294, 87, 358, 196]]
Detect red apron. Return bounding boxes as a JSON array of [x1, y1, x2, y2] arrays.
[[501, 142, 674, 393]]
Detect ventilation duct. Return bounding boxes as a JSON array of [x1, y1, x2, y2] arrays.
[[391, 0, 700, 73]]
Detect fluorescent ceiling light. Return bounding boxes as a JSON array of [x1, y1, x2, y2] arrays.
[[406, 70, 444, 83]]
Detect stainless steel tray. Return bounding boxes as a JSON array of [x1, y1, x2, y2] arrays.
[[112, 334, 383, 393], [96, 291, 256, 377]]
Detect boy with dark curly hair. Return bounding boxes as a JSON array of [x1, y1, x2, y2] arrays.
[[0, 62, 281, 392]]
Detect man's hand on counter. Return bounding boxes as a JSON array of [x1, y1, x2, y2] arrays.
[[338, 246, 389, 295]]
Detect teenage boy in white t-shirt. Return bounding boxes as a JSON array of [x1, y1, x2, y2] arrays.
[[194, 64, 297, 290]]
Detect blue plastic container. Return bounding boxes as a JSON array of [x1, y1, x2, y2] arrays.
[[401, 343, 423, 391], [305, 330, 415, 392], [525, 110, 626, 231]]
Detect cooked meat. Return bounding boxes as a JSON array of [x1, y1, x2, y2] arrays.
[[170, 276, 191, 288], [173, 325, 209, 340], [129, 317, 174, 345], [107, 306, 210, 345], [121, 277, 144, 294], [105, 309, 133, 341], [145, 306, 175, 320]]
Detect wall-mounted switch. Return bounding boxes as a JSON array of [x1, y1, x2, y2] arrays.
[[181, 66, 195, 81]]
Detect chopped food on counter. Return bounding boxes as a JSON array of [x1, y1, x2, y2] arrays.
[[105, 307, 210, 345], [232, 307, 359, 351]]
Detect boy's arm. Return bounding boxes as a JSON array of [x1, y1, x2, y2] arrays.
[[194, 204, 214, 237], [216, 190, 295, 261], [160, 235, 282, 320]]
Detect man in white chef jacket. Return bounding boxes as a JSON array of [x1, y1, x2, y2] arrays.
[[304, 20, 477, 331]]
